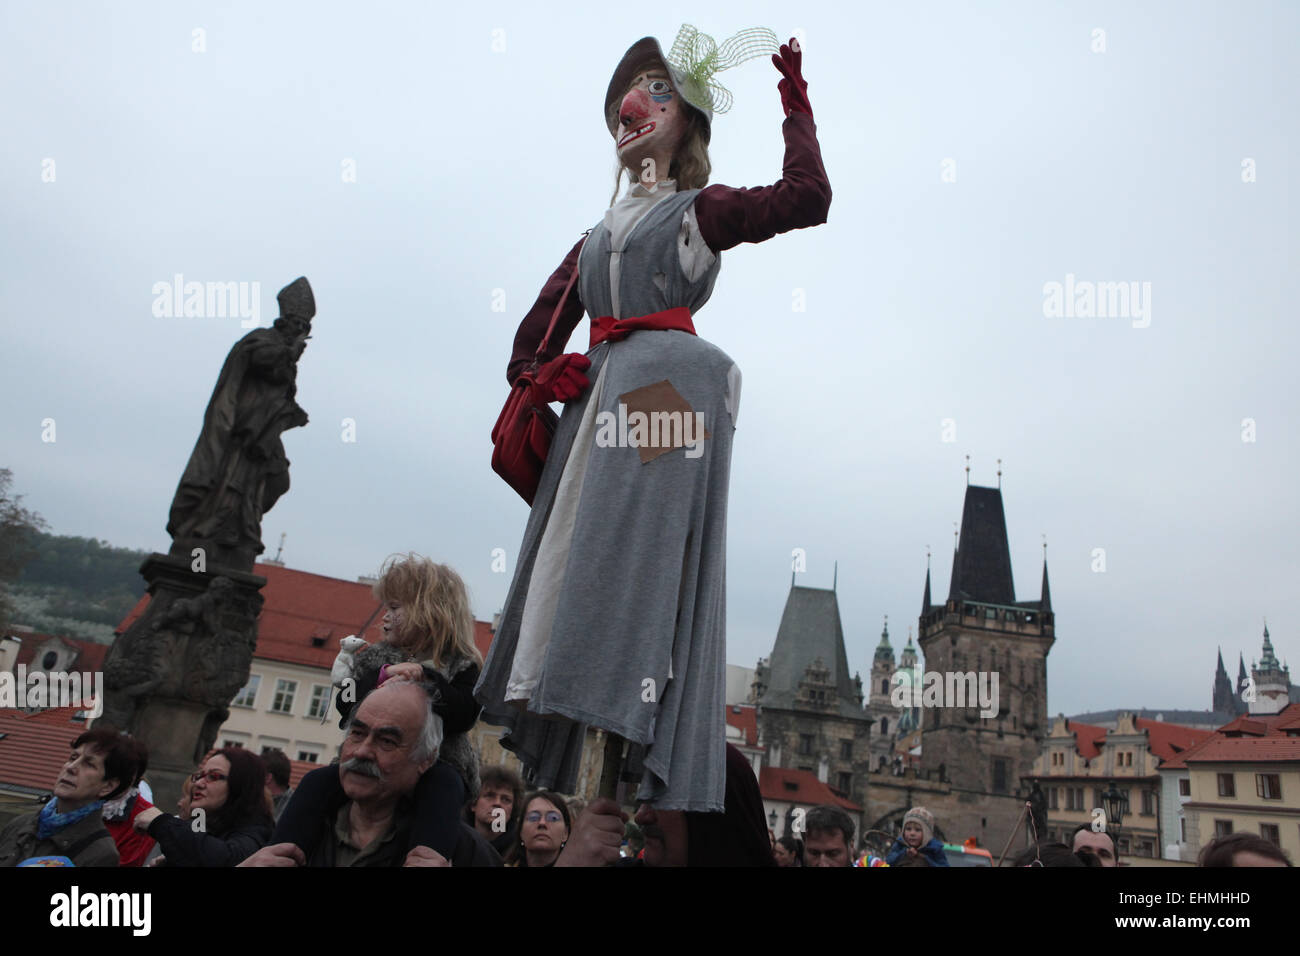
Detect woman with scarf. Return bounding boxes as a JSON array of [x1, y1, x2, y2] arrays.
[[0, 728, 141, 867], [133, 747, 272, 866], [478, 25, 831, 817]]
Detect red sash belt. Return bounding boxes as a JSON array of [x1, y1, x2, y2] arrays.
[[589, 307, 695, 349]]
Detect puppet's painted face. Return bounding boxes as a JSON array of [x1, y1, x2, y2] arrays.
[[614, 63, 686, 173]]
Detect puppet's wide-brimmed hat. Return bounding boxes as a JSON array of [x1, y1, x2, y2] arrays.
[[604, 25, 780, 144]]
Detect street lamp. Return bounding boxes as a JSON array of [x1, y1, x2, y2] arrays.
[[768, 809, 778, 830], [1101, 780, 1128, 851]]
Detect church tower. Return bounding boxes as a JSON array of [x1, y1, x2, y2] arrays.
[[1250, 625, 1291, 715], [868, 617, 897, 770], [1212, 648, 1237, 714], [917, 483, 1054, 798]]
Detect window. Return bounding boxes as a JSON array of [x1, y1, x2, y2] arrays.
[[880, 717, 889, 735], [1139, 840, 1153, 858], [992, 758, 1009, 795], [1118, 838, 1130, 854], [1260, 823, 1280, 845], [837, 772, 852, 794], [840, 739, 852, 760], [1214, 820, 1233, 837], [1217, 773, 1235, 798], [1179, 817, 1186, 841], [1049, 787, 1058, 810], [1179, 778, 1190, 796], [222, 739, 245, 749], [232, 675, 260, 708], [881, 679, 888, 695], [271, 679, 298, 714], [798, 734, 813, 756], [1256, 774, 1282, 800], [1141, 790, 1154, 816], [298, 750, 320, 764], [1094, 788, 1105, 810], [307, 684, 331, 720]]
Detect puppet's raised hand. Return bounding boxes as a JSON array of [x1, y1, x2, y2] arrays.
[[772, 39, 812, 118], [534, 352, 592, 404]]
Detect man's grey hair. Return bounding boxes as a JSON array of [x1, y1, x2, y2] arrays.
[[344, 678, 443, 764], [805, 805, 855, 846]]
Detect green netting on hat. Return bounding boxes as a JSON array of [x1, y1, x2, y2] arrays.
[[666, 24, 780, 116]]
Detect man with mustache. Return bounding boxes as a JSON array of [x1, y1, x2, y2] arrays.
[[239, 679, 499, 867]]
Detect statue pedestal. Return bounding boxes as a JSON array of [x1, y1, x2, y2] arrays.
[[101, 553, 266, 813]]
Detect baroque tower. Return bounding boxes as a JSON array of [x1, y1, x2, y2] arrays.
[[917, 484, 1053, 797], [867, 617, 897, 770]]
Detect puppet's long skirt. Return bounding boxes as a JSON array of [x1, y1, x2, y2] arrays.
[[475, 328, 740, 812]]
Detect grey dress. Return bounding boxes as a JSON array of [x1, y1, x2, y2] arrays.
[[476, 186, 739, 812]]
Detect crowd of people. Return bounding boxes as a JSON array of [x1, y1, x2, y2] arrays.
[[0, 553, 1293, 869]]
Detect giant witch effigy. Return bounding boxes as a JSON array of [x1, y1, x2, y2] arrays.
[[477, 26, 832, 812]]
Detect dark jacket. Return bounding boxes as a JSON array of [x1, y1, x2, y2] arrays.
[[0, 808, 119, 867], [147, 813, 271, 867], [885, 836, 950, 867], [306, 800, 502, 868]]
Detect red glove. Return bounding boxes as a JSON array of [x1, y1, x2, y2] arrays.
[[532, 352, 591, 403], [772, 38, 812, 119]]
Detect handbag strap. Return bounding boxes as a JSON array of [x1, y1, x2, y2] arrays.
[[535, 231, 590, 362]]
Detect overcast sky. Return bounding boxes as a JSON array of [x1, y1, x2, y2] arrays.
[[3, 1, 1296, 718]]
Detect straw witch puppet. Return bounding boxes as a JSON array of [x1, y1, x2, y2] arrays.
[[476, 26, 831, 812]]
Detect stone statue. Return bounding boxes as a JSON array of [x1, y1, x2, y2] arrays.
[[166, 277, 314, 571], [101, 276, 313, 809]]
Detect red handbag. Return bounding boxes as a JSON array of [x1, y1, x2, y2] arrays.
[[491, 236, 587, 505]]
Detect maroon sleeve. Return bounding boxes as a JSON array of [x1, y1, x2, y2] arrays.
[[507, 236, 587, 385], [694, 112, 832, 253]]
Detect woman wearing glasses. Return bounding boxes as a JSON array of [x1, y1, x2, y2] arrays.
[[508, 791, 572, 868], [133, 747, 272, 866]]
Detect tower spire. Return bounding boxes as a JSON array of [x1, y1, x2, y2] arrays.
[[922, 547, 932, 614]]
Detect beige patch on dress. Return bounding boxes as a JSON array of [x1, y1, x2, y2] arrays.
[[618, 379, 711, 464]]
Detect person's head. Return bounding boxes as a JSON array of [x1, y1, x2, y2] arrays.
[[518, 791, 571, 866], [1013, 842, 1101, 867], [1198, 832, 1293, 868], [1071, 823, 1118, 867], [470, 765, 524, 835], [901, 806, 936, 848], [635, 803, 689, 867], [262, 748, 290, 794], [192, 747, 272, 835], [804, 805, 856, 867], [373, 553, 481, 670], [774, 834, 802, 867], [605, 54, 711, 204], [681, 744, 777, 866], [53, 729, 139, 811], [339, 679, 443, 810], [891, 852, 934, 867]]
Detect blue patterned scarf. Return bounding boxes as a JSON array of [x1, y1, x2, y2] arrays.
[[37, 796, 104, 840]]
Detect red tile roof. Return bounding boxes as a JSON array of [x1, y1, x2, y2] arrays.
[[1135, 718, 1214, 765], [1068, 721, 1108, 760], [13, 633, 111, 674], [116, 564, 500, 674], [759, 766, 861, 811], [725, 704, 758, 748], [1184, 737, 1300, 763], [117, 563, 389, 670], [1161, 704, 1300, 769], [0, 708, 89, 796], [288, 758, 321, 789]]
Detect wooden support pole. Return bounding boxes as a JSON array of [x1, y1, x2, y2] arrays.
[[597, 731, 625, 802]]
